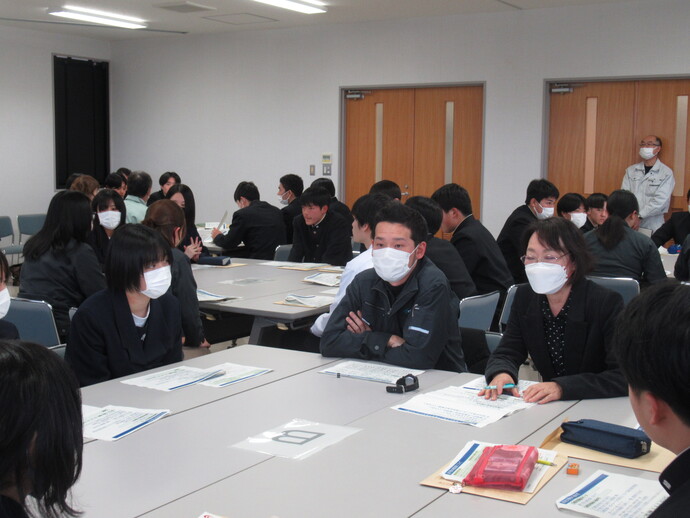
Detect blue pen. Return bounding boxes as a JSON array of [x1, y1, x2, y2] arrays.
[[484, 383, 516, 390]]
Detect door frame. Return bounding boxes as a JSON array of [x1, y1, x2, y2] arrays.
[[338, 81, 487, 208]]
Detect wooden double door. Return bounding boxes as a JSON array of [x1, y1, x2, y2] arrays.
[[343, 86, 484, 217], [548, 79, 690, 211]]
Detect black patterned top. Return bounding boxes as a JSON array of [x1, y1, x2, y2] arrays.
[[541, 292, 573, 377]]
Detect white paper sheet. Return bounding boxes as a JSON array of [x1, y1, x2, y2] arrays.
[[392, 384, 534, 427], [320, 361, 424, 384], [320, 288, 339, 295], [233, 418, 360, 460], [282, 294, 335, 308], [196, 289, 239, 302], [198, 363, 272, 387], [555, 470, 667, 517], [460, 375, 540, 393], [121, 366, 226, 391], [83, 405, 170, 441], [303, 272, 341, 287], [441, 440, 557, 493], [218, 277, 272, 286]]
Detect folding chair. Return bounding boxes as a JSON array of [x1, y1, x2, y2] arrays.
[[274, 244, 293, 261], [458, 291, 501, 331], [587, 276, 640, 306], [4, 298, 60, 347]]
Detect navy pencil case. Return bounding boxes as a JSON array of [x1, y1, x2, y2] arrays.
[[560, 419, 651, 459]]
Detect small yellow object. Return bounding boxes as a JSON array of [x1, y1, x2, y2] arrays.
[[566, 463, 580, 475]]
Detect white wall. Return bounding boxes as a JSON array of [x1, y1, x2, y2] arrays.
[[0, 25, 110, 224], [5, 0, 690, 236]]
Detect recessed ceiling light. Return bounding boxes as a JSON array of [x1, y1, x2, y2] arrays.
[[252, 0, 327, 14], [63, 5, 146, 23], [48, 9, 147, 29]]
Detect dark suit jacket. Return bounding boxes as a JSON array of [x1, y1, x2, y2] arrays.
[[497, 204, 536, 283], [281, 198, 302, 244], [289, 211, 353, 266], [329, 197, 353, 227], [0, 320, 19, 340], [425, 235, 476, 300], [18, 240, 106, 339], [451, 216, 513, 294], [213, 200, 286, 260], [170, 248, 204, 348], [485, 279, 627, 400], [674, 234, 690, 281], [581, 218, 596, 233], [147, 190, 165, 206], [66, 289, 183, 387], [651, 448, 690, 517], [652, 211, 690, 247]]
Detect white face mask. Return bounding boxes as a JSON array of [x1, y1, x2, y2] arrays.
[[639, 147, 657, 161], [0, 288, 10, 319], [141, 266, 171, 299], [98, 210, 121, 230], [525, 262, 568, 295], [536, 204, 554, 220], [278, 191, 290, 206], [569, 212, 587, 229], [372, 245, 418, 283]]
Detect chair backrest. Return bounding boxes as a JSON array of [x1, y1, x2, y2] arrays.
[[587, 276, 640, 306], [17, 214, 46, 241], [50, 344, 67, 359], [0, 216, 14, 241], [499, 283, 525, 332], [484, 331, 503, 353], [458, 290, 501, 331], [274, 244, 293, 261], [4, 298, 60, 347]]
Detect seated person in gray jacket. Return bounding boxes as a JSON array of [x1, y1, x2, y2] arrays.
[[320, 203, 467, 372]]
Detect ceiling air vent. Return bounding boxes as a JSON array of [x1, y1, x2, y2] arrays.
[[156, 2, 217, 14]]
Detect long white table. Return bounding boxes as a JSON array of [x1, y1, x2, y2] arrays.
[[193, 259, 337, 343]]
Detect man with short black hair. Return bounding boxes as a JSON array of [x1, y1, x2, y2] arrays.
[[310, 193, 390, 337], [369, 179, 402, 201], [104, 172, 127, 199], [582, 192, 608, 233], [320, 203, 467, 372], [614, 281, 690, 516], [432, 184, 512, 295], [124, 171, 152, 223], [311, 177, 352, 224], [405, 196, 476, 300], [497, 178, 559, 283], [148, 172, 181, 206], [288, 186, 352, 266], [211, 181, 286, 259], [277, 173, 304, 244]]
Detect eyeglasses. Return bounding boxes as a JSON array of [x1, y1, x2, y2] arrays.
[[639, 141, 660, 147], [521, 253, 569, 264]]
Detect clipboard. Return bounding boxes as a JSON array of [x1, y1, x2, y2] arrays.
[[420, 453, 568, 504], [539, 421, 675, 473]]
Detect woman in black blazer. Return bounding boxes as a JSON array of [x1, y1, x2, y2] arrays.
[[87, 188, 126, 268], [481, 218, 627, 403], [0, 251, 18, 339], [66, 224, 183, 387]]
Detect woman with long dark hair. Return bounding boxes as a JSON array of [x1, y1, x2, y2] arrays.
[[66, 224, 182, 386], [18, 191, 106, 339], [166, 184, 207, 261], [143, 200, 209, 348], [0, 340, 83, 518], [584, 189, 666, 284]]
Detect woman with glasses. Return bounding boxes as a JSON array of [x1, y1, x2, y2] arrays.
[[480, 218, 627, 403], [66, 224, 182, 387]]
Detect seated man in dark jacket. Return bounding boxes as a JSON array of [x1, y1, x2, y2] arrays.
[[320, 203, 467, 372], [497, 179, 559, 283], [211, 181, 286, 260], [652, 188, 690, 248], [405, 195, 476, 301], [288, 187, 352, 266], [277, 173, 304, 244]]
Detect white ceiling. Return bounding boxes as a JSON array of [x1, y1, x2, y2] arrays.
[[0, 0, 634, 41]]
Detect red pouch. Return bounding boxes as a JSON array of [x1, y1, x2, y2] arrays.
[[462, 445, 538, 491]]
